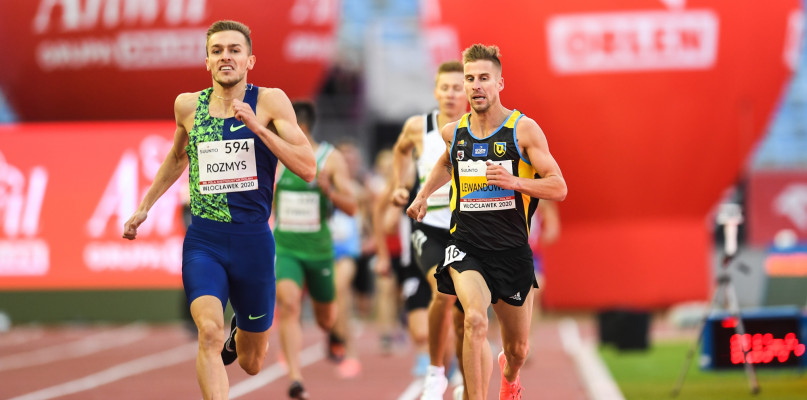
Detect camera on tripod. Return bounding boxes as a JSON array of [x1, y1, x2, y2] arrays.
[[673, 202, 760, 396], [716, 202, 743, 257]]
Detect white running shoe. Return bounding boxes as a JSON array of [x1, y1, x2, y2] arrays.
[[453, 385, 465, 400], [420, 366, 448, 400]]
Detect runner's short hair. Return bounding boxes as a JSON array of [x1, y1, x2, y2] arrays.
[[462, 44, 502, 71], [206, 20, 253, 55], [292, 100, 316, 129], [437, 60, 463, 75]]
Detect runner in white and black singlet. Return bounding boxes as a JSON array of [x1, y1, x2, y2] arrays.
[[382, 61, 468, 400]]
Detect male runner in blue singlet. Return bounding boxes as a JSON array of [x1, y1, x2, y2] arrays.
[[122, 20, 316, 400], [408, 44, 567, 400]]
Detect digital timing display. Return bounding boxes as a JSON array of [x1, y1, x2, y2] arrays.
[[709, 316, 806, 368]]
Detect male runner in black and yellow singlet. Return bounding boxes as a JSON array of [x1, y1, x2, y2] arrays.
[[407, 44, 567, 400]]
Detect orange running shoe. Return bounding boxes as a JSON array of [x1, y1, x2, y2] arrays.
[[498, 351, 523, 400], [337, 357, 362, 379]]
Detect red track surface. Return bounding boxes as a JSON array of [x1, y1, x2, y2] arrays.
[[0, 317, 591, 400]]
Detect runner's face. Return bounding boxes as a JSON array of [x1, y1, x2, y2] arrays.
[[206, 30, 255, 88], [464, 60, 503, 113], [434, 71, 466, 117]]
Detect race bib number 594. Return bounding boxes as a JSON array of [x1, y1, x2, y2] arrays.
[[198, 139, 258, 194]]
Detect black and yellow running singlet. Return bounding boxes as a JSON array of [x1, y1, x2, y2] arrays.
[[449, 110, 539, 251]]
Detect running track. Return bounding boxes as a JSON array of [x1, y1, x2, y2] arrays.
[[0, 316, 605, 400]]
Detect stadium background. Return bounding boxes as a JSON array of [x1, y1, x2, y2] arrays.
[[0, 0, 805, 325]]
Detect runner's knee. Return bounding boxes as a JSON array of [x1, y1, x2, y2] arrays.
[[314, 304, 336, 331], [502, 340, 529, 366], [238, 349, 266, 375], [277, 289, 301, 317], [196, 318, 225, 351], [462, 308, 488, 339], [431, 292, 453, 311]]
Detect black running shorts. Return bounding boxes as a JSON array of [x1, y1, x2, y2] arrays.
[[411, 222, 451, 275], [435, 240, 537, 307]]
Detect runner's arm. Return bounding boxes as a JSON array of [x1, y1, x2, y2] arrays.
[[123, 93, 193, 239], [485, 117, 566, 202], [236, 88, 316, 182], [390, 115, 420, 206], [406, 121, 455, 222], [371, 182, 401, 276], [321, 149, 358, 216]]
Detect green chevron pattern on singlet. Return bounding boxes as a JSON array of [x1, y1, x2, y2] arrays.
[[185, 88, 232, 222]]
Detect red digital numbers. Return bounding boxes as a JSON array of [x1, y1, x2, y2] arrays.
[[729, 332, 807, 364]]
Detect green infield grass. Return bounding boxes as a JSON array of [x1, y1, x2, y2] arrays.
[[600, 341, 806, 400]]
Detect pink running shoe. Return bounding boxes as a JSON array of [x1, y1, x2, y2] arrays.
[[337, 357, 362, 379], [498, 351, 523, 400]]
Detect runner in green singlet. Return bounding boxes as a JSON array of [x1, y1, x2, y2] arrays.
[[274, 100, 358, 399]]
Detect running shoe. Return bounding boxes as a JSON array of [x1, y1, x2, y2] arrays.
[[327, 331, 346, 363], [453, 385, 465, 400], [498, 351, 523, 400], [288, 380, 310, 399], [337, 357, 362, 379], [420, 366, 448, 400], [379, 333, 393, 356], [411, 352, 430, 377], [221, 314, 237, 366]]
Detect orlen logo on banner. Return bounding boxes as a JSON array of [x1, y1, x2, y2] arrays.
[[0, 152, 49, 276], [84, 136, 186, 275], [32, 0, 207, 71], [547, 10, 719, 74]]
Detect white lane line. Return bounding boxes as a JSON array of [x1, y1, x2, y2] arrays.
[[397, 377, 425, 400], [0, 324, 149, 372], [7, 342, 197, 400], [229, 321, 368, 398], [229, 342, 325, 399], [0, 328, 46, 348], [559, 318, 625, 400]]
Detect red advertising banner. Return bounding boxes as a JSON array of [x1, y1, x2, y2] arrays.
[[0, 0, 336, 121], [749, 171, 807, 247], [425, 0, 801, 308], [0, 122, 187, 289]]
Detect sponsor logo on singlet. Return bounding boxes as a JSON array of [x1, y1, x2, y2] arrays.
[[494, 142, 507, 157]]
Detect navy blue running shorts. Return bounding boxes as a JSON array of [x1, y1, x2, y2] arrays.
[[182, 217, 276, 332]]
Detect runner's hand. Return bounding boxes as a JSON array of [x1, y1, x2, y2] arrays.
[[122, 211, 148, 240], [406, 197, 427, 222], [390, 187, 409, 207], [232, 99, 259, 132], [485, 161, 517, 190]]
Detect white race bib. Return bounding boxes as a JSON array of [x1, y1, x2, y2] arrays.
[[198, 139, 258, 194], [418, 163, 451, 208], [444, 245, 467, 266], [457, 160, 516, 211], [277, 191, 321, 232]]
